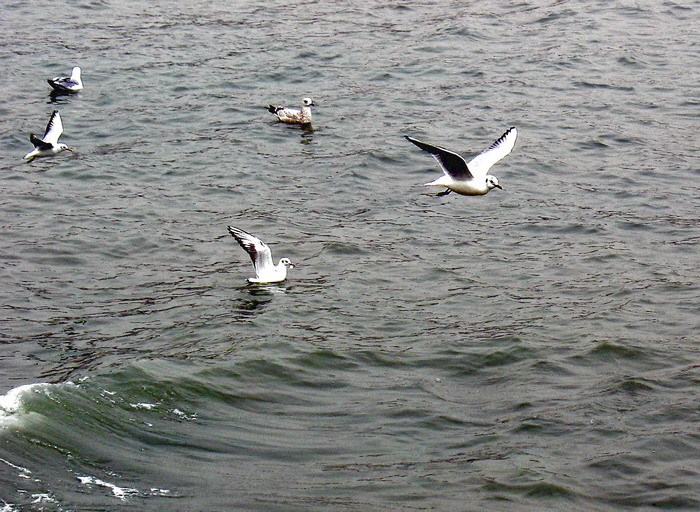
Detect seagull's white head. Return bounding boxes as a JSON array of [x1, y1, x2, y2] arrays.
[[58, 143, 73, 152], [279, 257, 294, 269], [486, 175, 503, 191], [71, 67, 81, 79], [302, 97, 315, 107]]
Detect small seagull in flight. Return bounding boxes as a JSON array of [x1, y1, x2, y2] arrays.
[[405, 127, 517, 196], [227, 226, 294, 283], [267, 97, 315, 125], [24, 110, 73, 163], [48, 66, 83, 94]]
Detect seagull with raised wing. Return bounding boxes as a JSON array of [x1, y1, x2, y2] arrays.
[[405, 127, 517, 196], [23, 110, 73, 163], [48, 66, 83, 94], [227, 226, 294, 283], [267, 97, 315, 125]]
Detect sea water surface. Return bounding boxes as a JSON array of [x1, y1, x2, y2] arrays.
[[1, 0, 699, 510]]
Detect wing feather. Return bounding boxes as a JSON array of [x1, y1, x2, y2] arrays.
[[277, 107, 302, 122], [227, 226, 274, 274], [404, 136, 473, 180], [467, 127, 517, 177], [42, 111, 63, 145], [30, 133, 53, 150]]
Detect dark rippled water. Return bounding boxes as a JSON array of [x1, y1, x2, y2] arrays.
[[1, 0, 699, 510]]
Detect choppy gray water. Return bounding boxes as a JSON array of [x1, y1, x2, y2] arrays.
[[1, 0, 699, 510]]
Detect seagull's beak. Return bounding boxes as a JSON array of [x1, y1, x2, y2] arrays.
[[289, 263, 296, 268], [65, 147, 73, 152], [495, 184, 503, 190]]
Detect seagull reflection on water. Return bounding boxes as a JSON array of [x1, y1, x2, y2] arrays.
[[300, 128, 315, 144], [234, 283, 288, 316]]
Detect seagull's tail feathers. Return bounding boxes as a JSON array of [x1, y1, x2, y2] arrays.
[[267, 105, 282, 114], [47, 79, 64, 91], [47, 80, 68, 93], [424, 176, 451, 188]]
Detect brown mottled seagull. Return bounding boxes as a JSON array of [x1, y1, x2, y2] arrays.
[[267, 97, 315, 125]]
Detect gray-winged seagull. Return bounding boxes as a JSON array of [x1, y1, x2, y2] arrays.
[[48, 66, 83, 94]]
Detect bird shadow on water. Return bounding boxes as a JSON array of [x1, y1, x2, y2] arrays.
[[47, 91, 77, 105], [299, 125, 315, 144], [231, 283, 289, 316]]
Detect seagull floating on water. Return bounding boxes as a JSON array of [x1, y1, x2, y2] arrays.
[[267, 97, 315, 125], [405, 127, 517, 196], [227, 226, 294, 283], [48, 66, 83, 94], [24, 110, 72, 163]]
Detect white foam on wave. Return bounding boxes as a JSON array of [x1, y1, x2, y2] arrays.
[[0, 382, 76, 428], [130, 402, 157, 410], [31, 493, 58, 505], [0, 457, 32, 479], [172, 408, 196, 420], [0, 383, 47, 412], [77, 476, 138, 500], [0, 383, 50, 427]]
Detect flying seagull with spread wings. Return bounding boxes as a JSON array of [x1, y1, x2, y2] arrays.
[[405, 127, 517, 196], [24, 110, 73, 163]]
